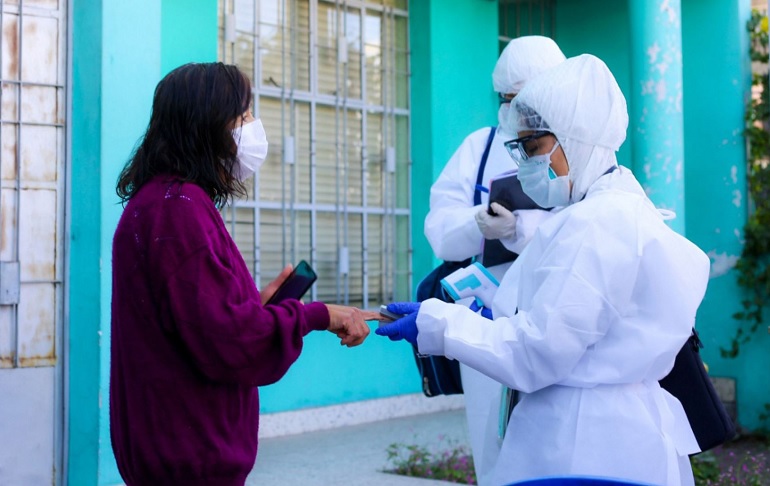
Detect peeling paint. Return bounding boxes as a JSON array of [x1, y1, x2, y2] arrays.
[[732, 189, 742, 207], [707, 250, 739, 278], [655, 79, 667, 102], [647, 42, 661, 64], [641, 79, 655, 96], [660, 0, 679, 24]]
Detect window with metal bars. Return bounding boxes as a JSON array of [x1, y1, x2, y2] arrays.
[[219, 0, 410, 309], [0, 0, 67, 369], [499, 0, 556, 53]]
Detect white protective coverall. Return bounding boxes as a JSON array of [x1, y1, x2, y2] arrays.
[[416, 54, 709, 485], [422, 36, 564, 485]]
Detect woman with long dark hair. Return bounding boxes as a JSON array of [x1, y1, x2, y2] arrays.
[[110, 62, 373, 485]]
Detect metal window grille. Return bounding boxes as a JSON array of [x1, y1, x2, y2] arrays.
[[219, 0, 411, 308], [0, 0, 67, 370], [499, 0, 555, 52], [0, 0, 67, 484]]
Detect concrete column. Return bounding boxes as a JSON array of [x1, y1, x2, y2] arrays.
[[628, 0, 685, 233]]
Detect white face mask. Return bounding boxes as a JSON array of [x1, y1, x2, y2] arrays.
[[515, 140, 570, 208], [232, 119, 268, 181]]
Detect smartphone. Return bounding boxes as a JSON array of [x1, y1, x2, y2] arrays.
[[379, 305, 405, 322], [266, 260, 318, 305]]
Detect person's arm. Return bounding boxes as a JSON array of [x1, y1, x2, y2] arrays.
[[416, 275, 615, 393], [150, 189, 364, 387], [415, 220, 623, 393], [163, 246, 331, 386], [497, 208, 555, 254], [424, 132, 488, 262]]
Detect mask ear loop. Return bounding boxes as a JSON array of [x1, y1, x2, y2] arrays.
[[545, 140, 562, 180]]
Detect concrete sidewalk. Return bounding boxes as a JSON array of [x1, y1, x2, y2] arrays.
[[245, 409, 470, 485]]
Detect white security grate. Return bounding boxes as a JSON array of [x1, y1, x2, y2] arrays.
[[220, 0, 410, 308], [0, 0, 66, 369]]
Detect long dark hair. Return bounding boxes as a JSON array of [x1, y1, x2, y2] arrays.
[[116, 62, 252, 207]]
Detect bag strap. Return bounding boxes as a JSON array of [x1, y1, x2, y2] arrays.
[[474, 126, 496, 205]]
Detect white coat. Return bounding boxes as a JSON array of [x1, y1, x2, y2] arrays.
[[423, 127, 552, 485], [416, 167, 708, 485]]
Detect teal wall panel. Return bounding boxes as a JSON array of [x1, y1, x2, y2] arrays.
[[69, 0, 103, 484], [259, 323, 421, 412], [161, 0, 219, 75], [409, 0, 432, 293], [628, 0, 686, 233], [682, 0, 768, 430], [410, 0, 500, 297]]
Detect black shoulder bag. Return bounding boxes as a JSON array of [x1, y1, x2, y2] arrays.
[[659, 329, 736, 453], [412, 127, 496, 397]]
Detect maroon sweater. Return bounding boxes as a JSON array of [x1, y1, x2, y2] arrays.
[[110, 176, 330, 485]]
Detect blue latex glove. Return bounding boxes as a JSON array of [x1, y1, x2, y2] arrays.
[[375, 302, 421, 345], [469, 300, 493, 320], [387, 302, 421, 315]]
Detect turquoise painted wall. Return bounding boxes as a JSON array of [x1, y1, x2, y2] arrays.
[[628, 0, 687, 234], [69, 0, 103, 483], [261, 0, 500, 412], [161, 0, 219, 74], [682, 0, 769, 430], [410, 0, 500, 297], [70, 1, 218, 484]]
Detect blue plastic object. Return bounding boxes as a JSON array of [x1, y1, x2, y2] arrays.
[[507, 477, 651, 486]]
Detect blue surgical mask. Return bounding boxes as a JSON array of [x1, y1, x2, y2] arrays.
[[515, 141, 570, 208]]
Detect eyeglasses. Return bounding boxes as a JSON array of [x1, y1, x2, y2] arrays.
[[504, 131, 554, 161], [498, 93, 515, 105]]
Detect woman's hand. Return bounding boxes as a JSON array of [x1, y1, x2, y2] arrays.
[[325, 304, 372, 347], [260, 264, 294, 306]]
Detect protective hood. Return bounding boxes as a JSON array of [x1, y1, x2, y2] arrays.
[[507, 54, 629, 203], [492, 36, 566, 95]]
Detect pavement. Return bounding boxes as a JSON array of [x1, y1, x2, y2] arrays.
[[245, 409, 470, 485]]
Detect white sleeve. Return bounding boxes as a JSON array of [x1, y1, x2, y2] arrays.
[[498, 209, 554, 254], [416, 221, 623, 393], [424, 132, 488, 262]]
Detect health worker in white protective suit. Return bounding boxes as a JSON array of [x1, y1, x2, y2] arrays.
[[422, 35, 564, 485], [377, 54, 709, 485]]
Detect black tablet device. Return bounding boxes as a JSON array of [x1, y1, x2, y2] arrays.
[[265, 260, 318, 304], [481, 171, 544, 267]]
